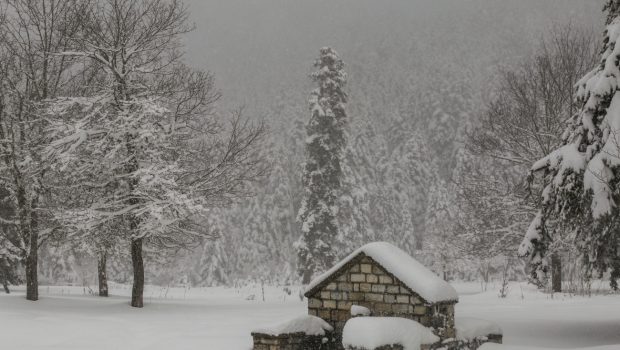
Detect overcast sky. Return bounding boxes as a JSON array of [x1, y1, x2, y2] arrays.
[[182, 0, 604, 112]]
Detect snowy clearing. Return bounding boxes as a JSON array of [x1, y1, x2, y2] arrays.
[[0, 282, 619, 350]]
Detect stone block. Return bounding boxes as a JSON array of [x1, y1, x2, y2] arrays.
[[320, 291, 331, 299], [365, 293, 384, 302], [379, 275, 393, 284], [392, 304, 409, 314], [351, 274, 366, 282], [414, 306, 427, 315], [337, 301, 352, 310], [383, 294, 396, 303], [337, 310, 350, 321], [353, 283, 360, 292], [359, 283, 372, 292], [338, 282, 353, 292], [374, 302, 392, 313], [349, 264, 360, 273], [326, 283, 338, 291], [319, 309, 331, 319], [337, 274, 348, 282], [396, 295, 409, 303], [386, 285, 400, 294], [324, 300, 337, 309], [331, 310, 351, 322], [308, 298, 322, 308], [371, 284, 386, 293], [366, 274, 378, 283], [360, 264, 372, 273], [308, 308, 317, 316], [348, 292, 364, 301], [372, 265, 385, 274]]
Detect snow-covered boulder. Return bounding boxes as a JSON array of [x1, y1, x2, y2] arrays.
[[455, 317, 503, 341], [342, 317, 439, 350]]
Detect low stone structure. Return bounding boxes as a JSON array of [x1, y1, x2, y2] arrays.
[[251, 242, 503, 350], [251, 315, 337, 350], [251, 332, 334, 350], [304, 242, 458, 339]]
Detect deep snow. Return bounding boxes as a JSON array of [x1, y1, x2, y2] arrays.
[[0, 282, 619, 349]]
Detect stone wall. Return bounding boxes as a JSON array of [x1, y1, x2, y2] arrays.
[[427, 334, 503, 350], [306, 254, 456, 338], [343, 334, 502, 350], [251, 332, 336, 350]]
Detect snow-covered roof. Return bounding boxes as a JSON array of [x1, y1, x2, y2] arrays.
[[251, 315, 333, 336], [342, 317, 439, 350], [305, 242, 458, 303]]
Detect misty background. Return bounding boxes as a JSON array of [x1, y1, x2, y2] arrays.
[[39, 0, 606, 287]]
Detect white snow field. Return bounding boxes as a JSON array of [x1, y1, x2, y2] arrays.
[[1, 282, 619, 350]]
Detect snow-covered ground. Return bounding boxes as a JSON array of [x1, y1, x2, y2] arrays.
[[1, 282, 619, 350]]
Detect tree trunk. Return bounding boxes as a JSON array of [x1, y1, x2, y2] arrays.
[[2, 278, 9, 294], [0, 258, 10, 294], [98, 251, 109, 297], [26, 197, 39, 301], [131, 238, 144, 308], [25, 247, 38, 301], [301, 268, 312, 285], [551, 252, 562, 293]]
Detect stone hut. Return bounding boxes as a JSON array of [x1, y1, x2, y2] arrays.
[[251, 242, 502, 350], [304, 242, 459, 340]]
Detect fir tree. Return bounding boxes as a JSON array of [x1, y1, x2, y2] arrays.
[[297, 47, 348, 284], [520, 1, 620, 288]]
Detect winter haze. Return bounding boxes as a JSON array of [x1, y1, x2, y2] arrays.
[[1, 1, 620, 350]]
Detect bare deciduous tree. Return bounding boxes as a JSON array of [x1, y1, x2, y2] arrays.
[[46, 0, 266, 308], [0, 0, 88, 301]]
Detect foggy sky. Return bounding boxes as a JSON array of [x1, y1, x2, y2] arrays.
[[182, 0, 603, 113]]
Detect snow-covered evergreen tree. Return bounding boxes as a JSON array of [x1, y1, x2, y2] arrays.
[[297, 47, 348, 283], [520, 1, 620, 288]]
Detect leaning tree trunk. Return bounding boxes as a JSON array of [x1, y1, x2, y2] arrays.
[[131, 238, 144, 308], [98, 251, 109, 297], [551, 252, 562, 293]]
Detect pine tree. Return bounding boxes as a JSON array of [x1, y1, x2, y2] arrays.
[[520, 1, 620, 288], [297, 47, 348, 284]]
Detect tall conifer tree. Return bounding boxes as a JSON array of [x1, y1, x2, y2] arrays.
[[297, 47, 348, 283]]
